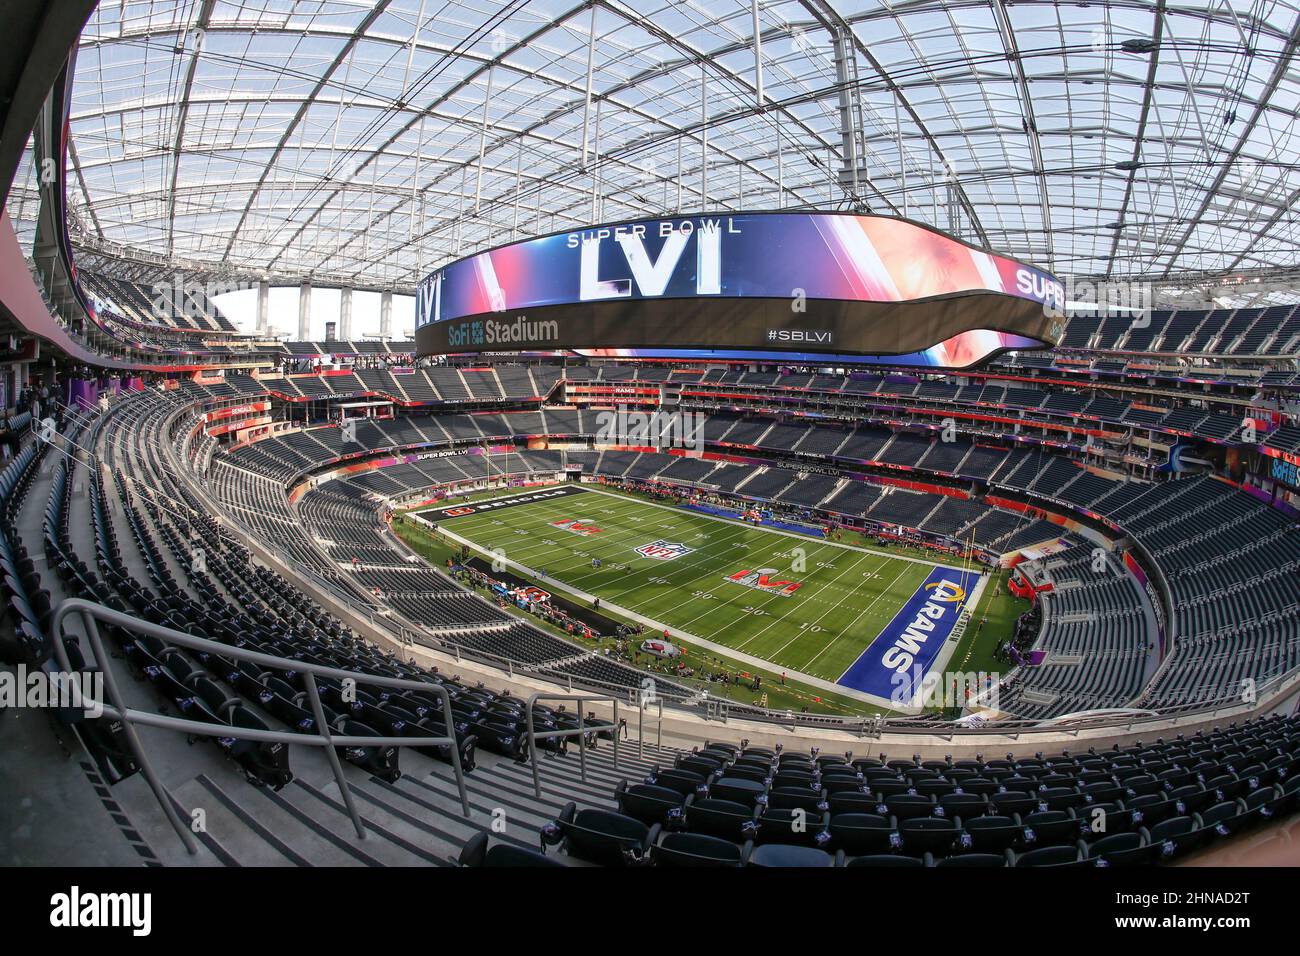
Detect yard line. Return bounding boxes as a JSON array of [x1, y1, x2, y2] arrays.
[[519, 498, 753, 582], [733, 548, 881, 653], [599, 522, 765, 603], [801, 562, 915, 672], [436, 486, 961, 694], [455, 492, 846, 632], [456, 493, 902, 632], [760, 551, 891, 658], [452, 495, 759, 599], [671, 538, 849, 632]]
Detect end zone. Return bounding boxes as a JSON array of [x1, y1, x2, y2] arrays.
[[412, 484, 587, 520], [837, 566, 983, 705]]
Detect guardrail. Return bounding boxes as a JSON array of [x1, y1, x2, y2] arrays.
[[49, 598, 471, 856], [638, 696, 664, 760], [525, 693, 621, 798]]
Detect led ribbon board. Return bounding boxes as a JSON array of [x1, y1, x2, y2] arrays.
[[415, 211, 1064, 368]]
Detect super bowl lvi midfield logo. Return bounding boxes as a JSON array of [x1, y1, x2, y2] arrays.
[[635, 540, 694, 561], [550, 518, 603, 536], [725, 568, 803, 597]]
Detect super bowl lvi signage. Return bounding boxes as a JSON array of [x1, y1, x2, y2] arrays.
[[575, 218, 729, 299], [414, 211, 1063, 367], [724, 567, 803, 597]]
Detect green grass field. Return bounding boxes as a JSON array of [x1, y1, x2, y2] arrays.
[[395, 515, 880, 715], [413, 484, 986, 698]]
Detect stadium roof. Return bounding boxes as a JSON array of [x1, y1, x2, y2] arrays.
[[52, 0, 1300, 296]]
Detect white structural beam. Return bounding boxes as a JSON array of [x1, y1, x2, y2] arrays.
[[339, 287, 353, 339], [256, 280, 269, 335], [297, 281, 312, 341], [379, 290, 393, 339]]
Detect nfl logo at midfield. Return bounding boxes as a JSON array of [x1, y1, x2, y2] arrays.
[[635, 539, 695, 561]]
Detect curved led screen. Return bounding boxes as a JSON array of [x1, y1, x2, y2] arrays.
[[415, 211, 1064, 368]]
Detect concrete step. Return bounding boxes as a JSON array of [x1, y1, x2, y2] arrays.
[[171, 775, 310, 866], [285, 777, 453, 866]]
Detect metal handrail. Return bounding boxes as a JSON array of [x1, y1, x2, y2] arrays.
[[525, 693, 620, 798], [638, 696, 664, 760], [49, 597, 471, 856]]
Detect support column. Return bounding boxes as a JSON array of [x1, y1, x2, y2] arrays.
[[833, 28, 860, 197], [379, 290, 393, 339], [339, 287, 353, 340], [700, 64, 708, 209], [256, 281, 269, 335], [298, 281, 312, 341]]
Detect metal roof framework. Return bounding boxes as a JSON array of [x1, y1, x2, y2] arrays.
[[7, 0, 1300, 305]]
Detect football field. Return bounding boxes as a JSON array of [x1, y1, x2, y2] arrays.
[[413, 484, 984, 702]]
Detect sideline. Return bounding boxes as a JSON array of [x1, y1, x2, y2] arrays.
[[583, 484, 971, 571]]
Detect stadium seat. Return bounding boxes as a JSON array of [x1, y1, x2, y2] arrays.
[[1076, 802, 1128, 839], [827, 813, 897, 855], [1189, 802, 1241, 845], [459, 833, 565, 867], [1020, 810, 1077, 847], [959, 815, 1023, 853], [884, 793, 935, 821], [938, 793, 988, 818], [756, 808, 830, 847], [935, 853, 1008, 868], [1238, 786, 1283, 825], [820, 776, 866, 797], [651, 832, 748, 867], [616, 781, 689, 827], [827, 791, 879, 815], [332, 716, 400, 782], [683, 798, 757, 842], [677, 754, 725, 777], [710, 776, 768, 807], [1277, 775, 1300, 814], [649, 767, 710, 798], [773, 767, 817, 788], [747, 843, 835, 867], [1124, 793, 1178, 827], [1010, 845, 1084, 867], [766, 786, 826, 813], [544, 803, 659, 866], [1167, 784, 1214, 816], [1078, 832, 1153, 866], [1039, 787, 1087, 812], [898, 817, 959, 856], [843, 854, 926, 868], [1141, 817, 1198, 860], [990, 792, 1037, 817]]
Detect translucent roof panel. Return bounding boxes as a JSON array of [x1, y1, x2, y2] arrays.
[[59, 0, 1300, 294]]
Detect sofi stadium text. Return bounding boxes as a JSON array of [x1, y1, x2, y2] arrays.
[[1117, 893, 1250, 906]]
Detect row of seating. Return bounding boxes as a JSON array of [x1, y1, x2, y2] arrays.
[[464, 722, 1300, 866]]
